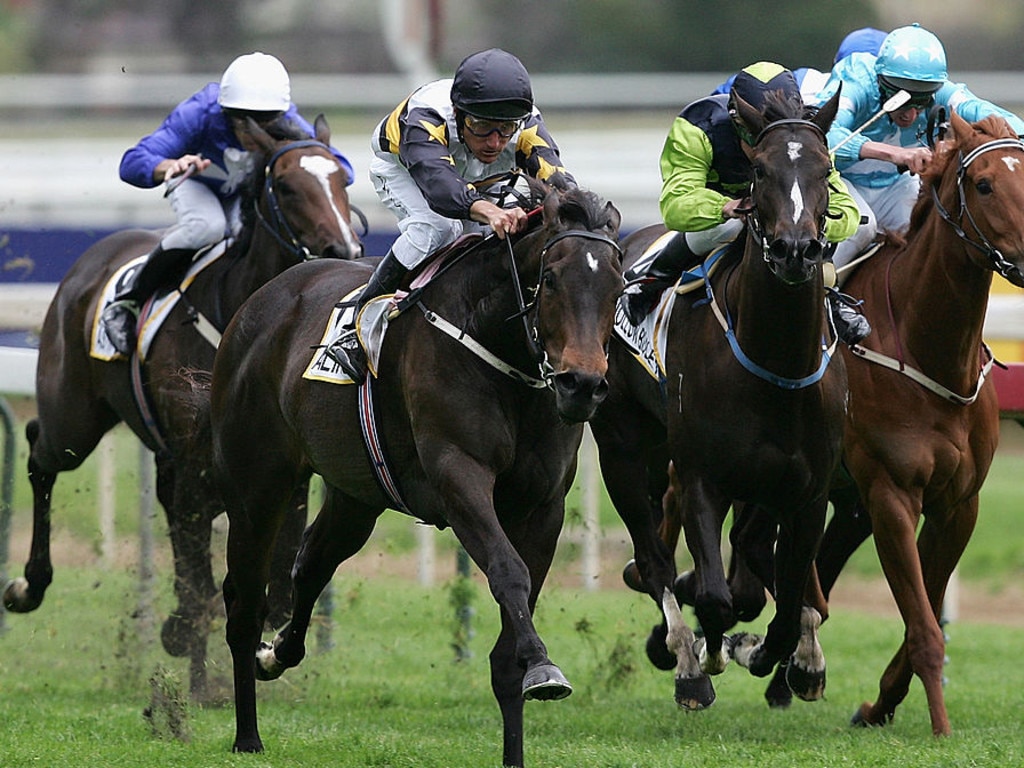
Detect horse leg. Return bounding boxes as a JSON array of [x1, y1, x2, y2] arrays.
[[734, 496, 827, 684], [4, 414, 112, 612], [591, 419, 677, 671], [485, 496, 566, 768], [265, 481, 310, 631], [260, 485, 378, 679], [817, 483, 873, 599], [851, 488, 944, 732]]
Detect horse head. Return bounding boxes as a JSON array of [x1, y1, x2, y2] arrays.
[[733, 89, 839, 285], [242, 114, 364, 263], [922, 111, 1024, 288], [527, 184, 623, 422]]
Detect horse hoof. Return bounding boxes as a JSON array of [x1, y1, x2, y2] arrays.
[[645, 623, 677, 671], [232, 737, 265, 753], [764, 668, 794, 709], [850, 702, 887, 728], [674, 672, 715, 710], [3, 577, 41, 613], [786, 661, 826, 702], [255, 641, 287, 681], [161, 613, 195, 658], [523, 663, 573, 701], [621, 560, 644, 593]]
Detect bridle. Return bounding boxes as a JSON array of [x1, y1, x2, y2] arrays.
[[929, 136, 1024, 284], [256, 139, 367, 261], [744, 118, 831, 274], [506, 228, 623, 382]]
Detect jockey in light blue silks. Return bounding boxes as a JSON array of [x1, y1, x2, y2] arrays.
[[811, 23, 1024, 275]]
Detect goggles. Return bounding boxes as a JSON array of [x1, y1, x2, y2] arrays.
[[878, 79, 936, 111], [463, 114, 521, 140]]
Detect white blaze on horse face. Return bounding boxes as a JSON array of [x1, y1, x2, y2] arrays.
[[787, 141, 806, 224], [586, 252, 599, 272], [1003, 156, 1021, 173], [790, 179, 805, 224], [299, 155, 360, 253]]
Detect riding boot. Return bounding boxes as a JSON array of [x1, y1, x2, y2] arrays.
[[101, 244, 195, 356], [827, 289, 872, 346], [325, 250, 408, 381], [623, 233, 700, 325]]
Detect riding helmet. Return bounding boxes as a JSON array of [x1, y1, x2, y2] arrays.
[[219, 52, 291, 113], [730, 61, 801, 110], [451, 48, 534, 120], [875, 24, 947, 94]]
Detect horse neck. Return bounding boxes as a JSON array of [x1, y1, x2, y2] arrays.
[[728, 238, 827, 380], [885, 212, 993, 385], [220, 227, 302, 312]]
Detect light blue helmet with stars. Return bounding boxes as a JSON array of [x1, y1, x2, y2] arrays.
[[875, 23, 948, 94]]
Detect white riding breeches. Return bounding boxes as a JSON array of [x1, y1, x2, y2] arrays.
[[162, 178, 240, 252]]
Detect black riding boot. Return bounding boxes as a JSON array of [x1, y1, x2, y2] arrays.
[[623, 233, 700, 325], [827, 289, 872, 346], [326, 250, 408, 381], [101, 244, 195, 355]]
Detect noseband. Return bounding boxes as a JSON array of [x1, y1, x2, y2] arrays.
[[930, 136, 1024, 284]]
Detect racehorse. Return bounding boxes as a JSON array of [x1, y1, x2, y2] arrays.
[[804, 111, 1024, 734], [590, 88, 847, 711], [2, 115, 362, 701], [660, 112, 1024, 732], [207, 181, 622, 767]]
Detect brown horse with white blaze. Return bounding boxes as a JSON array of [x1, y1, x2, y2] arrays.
[[3, 115, 362, 701]]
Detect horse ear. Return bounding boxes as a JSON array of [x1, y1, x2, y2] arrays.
[[601, 201, 622, 238], [243, 117, 277, 154], [542, 187, 562, 227], [732, 92, 764, 145], [812, 84, 841, 135], [314, 113, 331, 144], [949, 109, 972, 143]]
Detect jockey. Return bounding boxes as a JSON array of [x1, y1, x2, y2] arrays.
[[102, 51, 355, 356], [813, 23, 1024, 275], [326, 47, 575, 382], [623, 62, 866, 343]]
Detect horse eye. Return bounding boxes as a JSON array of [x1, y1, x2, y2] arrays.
[[976, 179, 993, 195], [753, 164, 766, 181], [541, 270, 556, 290]]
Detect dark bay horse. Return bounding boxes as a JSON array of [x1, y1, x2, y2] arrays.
[[3, 115, 362, 700], [660, 113, 1024, 732], [208, 184, 623, 767], [590, 89, 847, 711]]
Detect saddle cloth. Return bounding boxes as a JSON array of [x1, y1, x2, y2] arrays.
[[89, 241, 228, 362]]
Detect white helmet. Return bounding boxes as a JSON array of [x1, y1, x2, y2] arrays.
[[218, 52, 291, 112]]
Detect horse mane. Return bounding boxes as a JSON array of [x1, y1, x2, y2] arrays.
[[907, 113, 1018, 234], [761, 90, 816, 123], [229, 118, 314, 257]]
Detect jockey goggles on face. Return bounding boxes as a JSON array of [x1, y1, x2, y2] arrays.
[[463, 114, 521, 139], [878, 79, 936, 111]]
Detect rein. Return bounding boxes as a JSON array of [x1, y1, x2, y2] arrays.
[[409, 222, 622, 390], [930, 136, 1024, 284], [710, 117, 836, 389], [256, 139, 334, 261]]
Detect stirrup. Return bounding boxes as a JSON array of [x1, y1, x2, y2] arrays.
[[325, 329, 367, 381], [828, 292, 871, 346]]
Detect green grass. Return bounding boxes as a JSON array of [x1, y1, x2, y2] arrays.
[[0, 566, 1022, 767]]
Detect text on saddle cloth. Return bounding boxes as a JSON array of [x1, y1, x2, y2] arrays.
[[89, 241, 229, 362]]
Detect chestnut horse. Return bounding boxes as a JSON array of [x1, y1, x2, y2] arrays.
[[3, 115, 362, 700], [663, 113, 1024, 733], [590, 89, 846, 711], [208, 184, 623, 767]]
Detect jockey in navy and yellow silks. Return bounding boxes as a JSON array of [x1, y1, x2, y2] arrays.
[[327, 48, 575, 381], [625, 61, 868, 343]]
